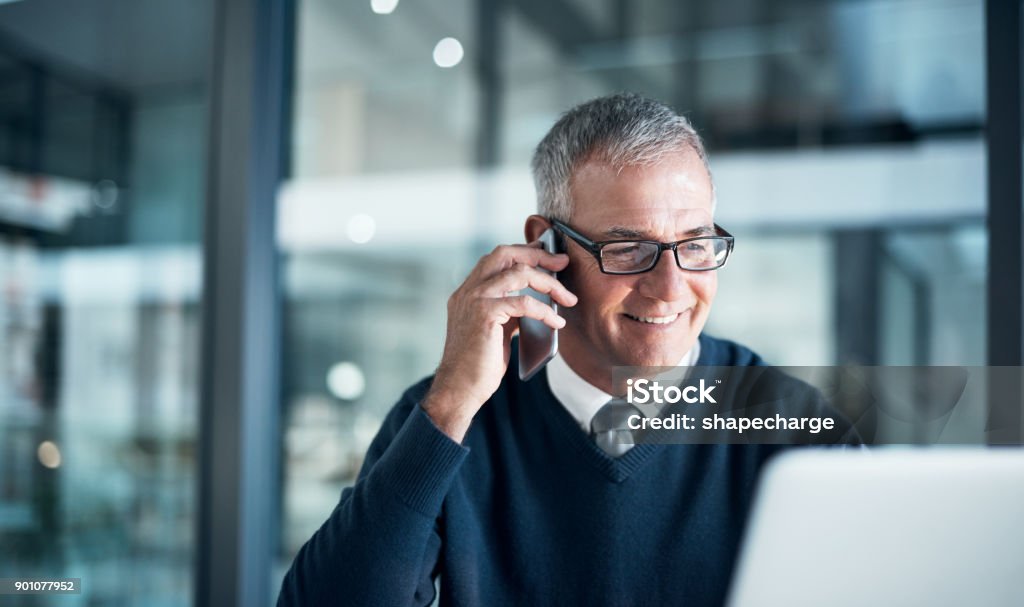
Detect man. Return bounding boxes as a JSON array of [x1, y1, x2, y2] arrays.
[[278, 93, 844, 606]]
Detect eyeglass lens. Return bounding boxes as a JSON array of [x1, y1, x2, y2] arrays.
[[600, 239, 729, 273]]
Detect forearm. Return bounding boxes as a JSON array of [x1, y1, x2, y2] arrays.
[[277, 405, 469, 606]]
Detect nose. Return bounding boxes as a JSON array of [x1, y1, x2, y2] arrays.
[[634, 248, 692, 302]]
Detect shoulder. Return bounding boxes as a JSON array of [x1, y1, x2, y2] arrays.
[[697, 332, 768, 366], [357, 375, 440, 471], [373, 375, 436, 439], [398, 374, 436, 406]]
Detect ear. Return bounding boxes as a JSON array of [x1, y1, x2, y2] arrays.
[[524, 214, 552, 243]]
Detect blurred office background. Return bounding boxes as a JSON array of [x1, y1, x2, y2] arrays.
[[0, 0, 1018, 605]]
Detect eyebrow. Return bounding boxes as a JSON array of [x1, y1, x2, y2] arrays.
[[602, 224, 715, 239]]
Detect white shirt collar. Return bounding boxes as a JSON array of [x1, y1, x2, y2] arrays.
[[546, 340, 701, 432]]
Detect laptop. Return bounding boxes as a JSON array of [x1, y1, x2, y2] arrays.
[[727, 448, 1024, 607]]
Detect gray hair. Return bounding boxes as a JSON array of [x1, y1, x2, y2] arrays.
[[531, 92, 714, 222]]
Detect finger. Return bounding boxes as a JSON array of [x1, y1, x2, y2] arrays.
[[478, 244, 569, 277], [497, 295, 566, 330], [478, 264, 577, 307], [534, 252, 570, 273]]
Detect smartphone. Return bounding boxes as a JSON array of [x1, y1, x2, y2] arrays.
[[518, 228, 560, 381]]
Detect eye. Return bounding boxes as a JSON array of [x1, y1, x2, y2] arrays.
[[604, 244, 641, 257]]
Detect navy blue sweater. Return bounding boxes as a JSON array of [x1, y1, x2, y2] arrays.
[[278, 334, 798, 606]]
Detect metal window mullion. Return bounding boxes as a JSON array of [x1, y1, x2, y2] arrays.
[[196, 0, 293, 605], [985, 0, 1023, 444]]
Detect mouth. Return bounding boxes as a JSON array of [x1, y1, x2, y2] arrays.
[[624, 312, 680, 325]]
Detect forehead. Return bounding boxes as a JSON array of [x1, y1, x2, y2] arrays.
[[579, 208, 714, 240], [568, 149, 714, 236]]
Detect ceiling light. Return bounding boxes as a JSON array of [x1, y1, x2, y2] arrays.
[[433, 37, 464, 68], [370, 0, 398, 14], [327, 362, 366, 401], [346, 213, 376, 244], [38, 441, 62, 469]]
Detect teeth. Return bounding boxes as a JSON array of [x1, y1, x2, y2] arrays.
[[628, 313, 679, 325]]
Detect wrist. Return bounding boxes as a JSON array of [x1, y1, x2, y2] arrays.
[[422, 387, 477, 443]]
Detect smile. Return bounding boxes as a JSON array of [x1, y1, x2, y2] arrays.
[[625, 313, 680, 325]]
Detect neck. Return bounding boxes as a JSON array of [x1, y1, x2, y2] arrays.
[[557, 336, 701, 396], [557, 342, 616, 395]]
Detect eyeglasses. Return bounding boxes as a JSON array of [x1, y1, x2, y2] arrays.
[[551, 219, 735, 275]]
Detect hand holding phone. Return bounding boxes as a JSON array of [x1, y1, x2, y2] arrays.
[[422, 232, 576, 441]]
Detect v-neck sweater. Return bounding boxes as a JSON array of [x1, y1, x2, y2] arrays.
[[278, 333, 796, 607]]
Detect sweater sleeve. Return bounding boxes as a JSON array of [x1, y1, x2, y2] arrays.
[[277, 381, 470, 607]]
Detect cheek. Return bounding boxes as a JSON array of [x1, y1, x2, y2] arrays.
[[567, 260, 607, 298], [589, 274, 636, 312], [561, 259, 607, 314], [568, 270, 634, 318], [688, 272, 718, 303]]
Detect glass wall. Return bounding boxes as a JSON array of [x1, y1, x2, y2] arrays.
[[276, 0, 986, 593], [0, 1, 211, 605]]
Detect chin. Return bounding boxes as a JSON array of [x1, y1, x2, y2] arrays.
[[617, 344, 684, 369]]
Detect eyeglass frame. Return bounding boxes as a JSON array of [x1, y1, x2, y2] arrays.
[[549, 219, 735, 275]]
